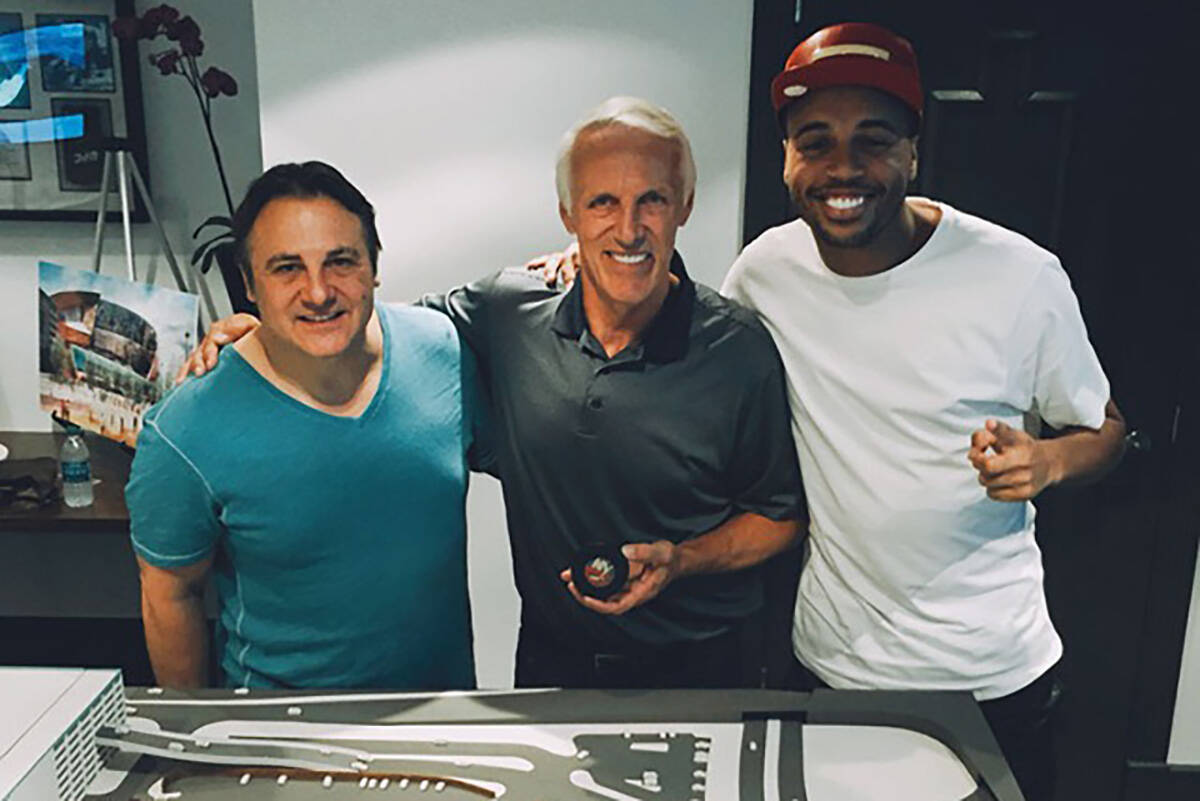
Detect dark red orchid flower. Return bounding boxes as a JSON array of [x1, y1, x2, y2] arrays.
[[165, 15, 203, 57], [148, 49, 182, 76], [115, 4, 182, 40], [137, 15, 160, 39], [200, 66, 239, 98], [142, 4, 181, 28]]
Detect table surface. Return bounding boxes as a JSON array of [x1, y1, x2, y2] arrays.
[[0, 431, 132, 533]]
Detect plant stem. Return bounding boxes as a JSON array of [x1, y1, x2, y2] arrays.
[[182, 54, 234, 216], [202, 113, 235, 216]]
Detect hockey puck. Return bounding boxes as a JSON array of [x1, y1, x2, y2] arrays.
[[571, 543, 630, 600]]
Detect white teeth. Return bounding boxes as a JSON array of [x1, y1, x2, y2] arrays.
[[825, 196, 865, 210], [611, 252, 649, 264], [301, 312, 339, 322]]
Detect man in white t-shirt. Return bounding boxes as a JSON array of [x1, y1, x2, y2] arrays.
[[720, 22, 1126, 801]]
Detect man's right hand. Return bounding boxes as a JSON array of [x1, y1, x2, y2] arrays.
[[175, 313, 261, 384]]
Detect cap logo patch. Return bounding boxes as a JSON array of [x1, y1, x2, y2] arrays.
[[783, 85, 808, 97], [813, 43, 892, 62]]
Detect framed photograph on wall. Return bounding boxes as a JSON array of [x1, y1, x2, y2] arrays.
[[51, 97, 111, 191], [35, 13, 117, 93], [0, 12, 32, 109], [0, 0, 147, 221]]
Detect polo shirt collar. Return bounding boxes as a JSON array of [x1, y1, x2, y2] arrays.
[[552, 251, 695, 364]]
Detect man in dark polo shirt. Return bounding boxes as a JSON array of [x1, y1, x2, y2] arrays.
[[179, 97, 804, 689], [424, 96, 803, 689]]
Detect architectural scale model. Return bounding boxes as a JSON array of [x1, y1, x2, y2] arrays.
[[74, 685, 1021, 801]]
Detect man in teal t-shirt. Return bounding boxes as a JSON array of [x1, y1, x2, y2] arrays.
[[126, 162, 486, 690]]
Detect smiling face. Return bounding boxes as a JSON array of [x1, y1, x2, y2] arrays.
[[782, 85, 918, 249], [559, 124, 693, 316], [244, 195, 376, 361]]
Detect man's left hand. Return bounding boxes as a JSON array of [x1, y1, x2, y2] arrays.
[[525, 243, 581, 289], [559, 540, 680, 615], [968, 419, 1058, 501]]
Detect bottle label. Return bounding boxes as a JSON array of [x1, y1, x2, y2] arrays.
[[62, 461, 91, 483]]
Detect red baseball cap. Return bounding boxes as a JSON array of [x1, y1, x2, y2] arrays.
[[771, 22, 923, 118]]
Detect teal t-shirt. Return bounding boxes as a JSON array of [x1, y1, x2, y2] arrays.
[[127, 304, 480, 690]]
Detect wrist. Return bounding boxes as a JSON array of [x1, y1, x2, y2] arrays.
[[670, 539, 701, 579], [1041, 438, 1068, 488]]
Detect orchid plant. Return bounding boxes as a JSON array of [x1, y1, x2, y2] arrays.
[[114, 3, 252, 312]]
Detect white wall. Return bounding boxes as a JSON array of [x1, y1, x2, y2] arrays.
[[1170, 539, 1200, 765], [252, 0, 754, 687], [0, 0, 262, 431]]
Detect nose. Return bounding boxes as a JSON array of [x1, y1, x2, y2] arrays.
[[826, 140, 865, 180], [301, 267, 333, 307], [615, 203, 645, 248]]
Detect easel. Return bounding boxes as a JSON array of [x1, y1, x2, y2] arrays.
[[89, 137, 217, 328]]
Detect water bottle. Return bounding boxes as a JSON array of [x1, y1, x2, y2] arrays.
[[60, 424, 94, 508]]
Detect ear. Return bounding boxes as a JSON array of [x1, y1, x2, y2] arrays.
[[677, 190, 695, 227], [909, 137, 920, 181], [559, 202, 576, 236], [242, 268, 256, 304]]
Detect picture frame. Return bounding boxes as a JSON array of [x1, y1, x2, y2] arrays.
[[35, 13, 117, 94], [0, 0, 148, 221], [0, 12, 32, 109], [51, 97, 111, 191]]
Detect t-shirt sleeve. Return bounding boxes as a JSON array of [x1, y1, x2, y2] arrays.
[[459, 334, 498, 476], [727, 333, 806, 521], [1012, 261, 1110, 430], [719, 252, 748, 301], [126, 418, 222, 568]]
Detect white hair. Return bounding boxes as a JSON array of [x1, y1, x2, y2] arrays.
[[555, 96, 697, 209]]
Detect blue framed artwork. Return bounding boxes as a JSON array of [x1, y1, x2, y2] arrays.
[[0, 13, 32, 110], [35, 13, 117, 93], [0, 0, 147, 220]]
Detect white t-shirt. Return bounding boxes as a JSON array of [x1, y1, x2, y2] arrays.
[[722, 201, 1110, 700]]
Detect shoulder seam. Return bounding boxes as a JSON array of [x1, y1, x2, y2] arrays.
[[694, 288, 775, 346], [143, 413, 221, 508]]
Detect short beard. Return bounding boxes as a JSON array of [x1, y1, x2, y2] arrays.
[[792, 187, 906, 249], [809, 220, 883, 248]]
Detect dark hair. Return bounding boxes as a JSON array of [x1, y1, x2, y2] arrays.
[[231, 160, 382, 281]]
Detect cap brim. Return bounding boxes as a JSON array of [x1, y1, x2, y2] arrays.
[[771, 56, 923, 117]]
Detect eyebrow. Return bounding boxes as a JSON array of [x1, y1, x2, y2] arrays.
[[263, 245, 362, 268], [857, 119, 904, 135], [325, 245, 362, 261], [264, 252, 301, 268]]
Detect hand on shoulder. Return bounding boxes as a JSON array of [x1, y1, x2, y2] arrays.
[[174, 313, 261, 384]]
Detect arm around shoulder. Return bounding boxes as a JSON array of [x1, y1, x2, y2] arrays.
[[415, 271, 506, 358]]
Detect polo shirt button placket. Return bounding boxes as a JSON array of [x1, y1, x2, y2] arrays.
[[577, 374, 603, 437]]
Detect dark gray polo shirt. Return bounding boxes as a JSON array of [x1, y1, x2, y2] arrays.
[[424, 254, 803, 650]]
